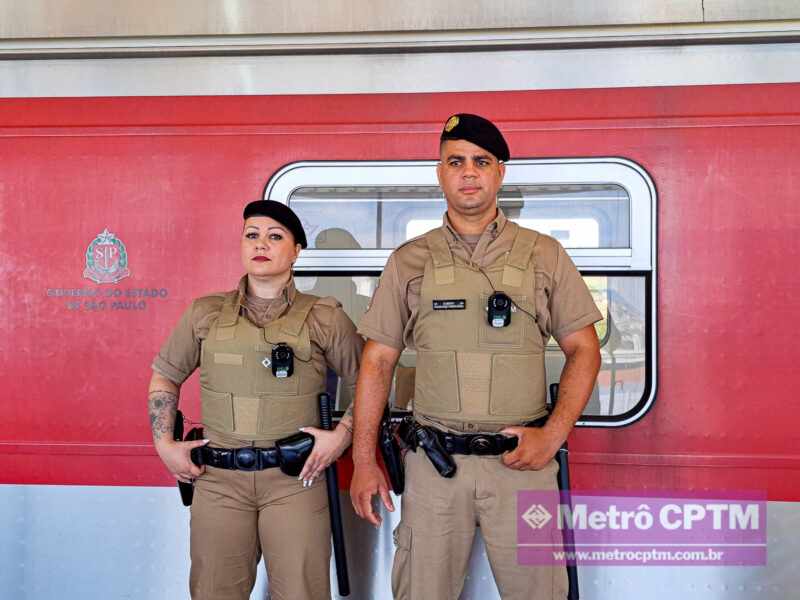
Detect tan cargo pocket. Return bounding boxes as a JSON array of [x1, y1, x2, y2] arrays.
[[489, 353, 544, 416], [414, 351, 460, 414], [391, 524, 412, 600], [199, 386, 234, 432], [232, 396, 259, 436]]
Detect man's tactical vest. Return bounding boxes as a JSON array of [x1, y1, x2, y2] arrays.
[[413, 222, 548, 425], [199, 290, 327, 442]]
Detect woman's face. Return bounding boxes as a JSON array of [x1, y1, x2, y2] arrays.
[[240, 216, 301, 278]]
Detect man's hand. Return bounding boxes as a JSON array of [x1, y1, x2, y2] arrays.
[[298, 423, 352, 485], [499, 323, 601, 471], [351, 462, 395, 527], [500, 426, 564, 471], [350, 340, 401, 526], [155, 438, 209, 484]]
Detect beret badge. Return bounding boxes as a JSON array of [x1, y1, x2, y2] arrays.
[[444, 115, 460, 132]]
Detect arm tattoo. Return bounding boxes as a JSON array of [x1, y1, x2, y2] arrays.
[[148, 390, 178, 442]]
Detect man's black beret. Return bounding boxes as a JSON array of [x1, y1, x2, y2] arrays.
[[243, 200, 308, 248], [439, 113, 510, 162]]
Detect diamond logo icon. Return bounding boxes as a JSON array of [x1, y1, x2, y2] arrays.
[[522, 503, 553, 530]]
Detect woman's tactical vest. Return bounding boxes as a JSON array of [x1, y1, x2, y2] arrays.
[[413, 222, 547, 425], [199, 290, 326, 442]]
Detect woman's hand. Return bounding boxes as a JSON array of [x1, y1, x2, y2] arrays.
[[297, 422, 352, 486], [155, 438, 209, 484]]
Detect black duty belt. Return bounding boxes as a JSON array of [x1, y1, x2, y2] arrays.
[[435, 431, 518, 455], [193, 445, 280, 471], [404, 415, 549, 457]]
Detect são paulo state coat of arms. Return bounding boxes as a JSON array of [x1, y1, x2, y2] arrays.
[[83, 228, 131, 284]]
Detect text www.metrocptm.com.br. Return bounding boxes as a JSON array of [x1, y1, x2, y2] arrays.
[[552, 548, 726, 564]]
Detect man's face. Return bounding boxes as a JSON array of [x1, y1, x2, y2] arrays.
[[436, 139, 506, 219]]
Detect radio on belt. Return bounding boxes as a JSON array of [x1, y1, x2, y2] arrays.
[[271, 343, 294, 378], [487, 292, 512, 328]]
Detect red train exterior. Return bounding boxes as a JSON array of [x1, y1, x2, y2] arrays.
[[2, 83, 797, 505]]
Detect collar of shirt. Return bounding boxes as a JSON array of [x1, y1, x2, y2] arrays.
[[441, 207, 508, 264], [235, 274, 297, 328]]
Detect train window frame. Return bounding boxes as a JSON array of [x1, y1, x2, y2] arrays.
[[264, 158, 657, 427]]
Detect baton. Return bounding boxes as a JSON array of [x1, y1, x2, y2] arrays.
[[319, 393, 351, 597], [173, 410, 192, 507], [549, 383, 580, 600]]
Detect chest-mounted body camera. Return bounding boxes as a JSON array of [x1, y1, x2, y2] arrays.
[[487, 292, 512, 328], [271, 343, 294, 378]]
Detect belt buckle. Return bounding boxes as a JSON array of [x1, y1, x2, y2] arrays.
[[234, 447, 259, 471], [468, 435, 495, 455]]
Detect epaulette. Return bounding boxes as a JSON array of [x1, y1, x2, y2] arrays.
[[393, 231, 430, 254]]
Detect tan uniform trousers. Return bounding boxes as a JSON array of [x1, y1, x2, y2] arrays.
[[392, 450, 568, 600], [189, 465, 331, 600]]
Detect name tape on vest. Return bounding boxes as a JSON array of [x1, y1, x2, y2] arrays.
[[432, 299, 467, 310]]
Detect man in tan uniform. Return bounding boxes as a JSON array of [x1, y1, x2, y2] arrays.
[[148, 200, 363, 600], [350, 114, 602, 600]]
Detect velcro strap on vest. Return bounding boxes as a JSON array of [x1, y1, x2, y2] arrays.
[[280, 293, 317, 337], [502, 224, 539, 287], [263, 292, 317, 361], [425, 229, 455, 285], [215, 292, 242, 341]]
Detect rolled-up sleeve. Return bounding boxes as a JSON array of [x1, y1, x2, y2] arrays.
[[151, 302, 201, 386], [357, 255, 409, 350], [549, 244, 603, 342]]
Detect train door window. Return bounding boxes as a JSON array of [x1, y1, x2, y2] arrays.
[[267, 158, 656, 426]]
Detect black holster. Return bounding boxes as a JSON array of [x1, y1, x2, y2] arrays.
[[379, 408, 405, 494], [274, 432, 315, 477], [399, 420, 457, 479], [174, 410, 203, 507]]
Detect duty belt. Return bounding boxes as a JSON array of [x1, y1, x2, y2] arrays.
[[401, 415, 549, 457], [437, 431, 518, 455], [193, 445, 280, 471], [191, 431, 315, 475]]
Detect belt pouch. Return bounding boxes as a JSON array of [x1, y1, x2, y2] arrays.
[[275, 431, 315, 477]]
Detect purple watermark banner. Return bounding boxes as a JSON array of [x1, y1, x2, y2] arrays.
[[517, 490, 767, 566]]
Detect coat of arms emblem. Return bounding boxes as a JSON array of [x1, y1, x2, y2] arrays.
[[83, 228, 131, 284]]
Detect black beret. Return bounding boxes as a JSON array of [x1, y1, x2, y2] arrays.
[[243, 200, 308, 248], [439, 113, 510, 162]]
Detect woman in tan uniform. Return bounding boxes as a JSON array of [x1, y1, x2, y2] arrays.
[[147, 200, 362, 600]]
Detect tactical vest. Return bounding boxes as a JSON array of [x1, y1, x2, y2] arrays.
[[199, 291, 326, 442], [413, 222, 548, 425]]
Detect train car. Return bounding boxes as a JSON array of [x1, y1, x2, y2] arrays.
[[1, 32, 799, 600]]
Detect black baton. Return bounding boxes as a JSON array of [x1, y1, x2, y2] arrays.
[[319, 393, 351, 597], [549, 383, 579, 600], [173, 410, 193, 507]]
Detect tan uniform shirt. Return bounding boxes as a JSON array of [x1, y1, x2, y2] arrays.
[[358, 208, 602, 431], [153, 275, 363, 417]]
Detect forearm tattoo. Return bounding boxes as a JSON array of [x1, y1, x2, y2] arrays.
[[148, 390, 178, 442]]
